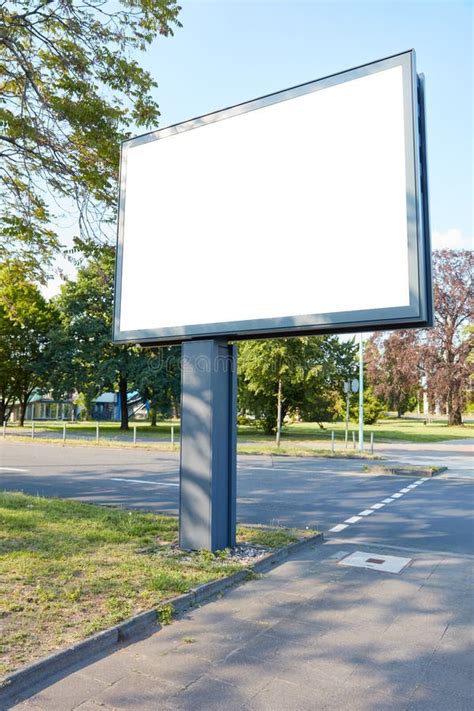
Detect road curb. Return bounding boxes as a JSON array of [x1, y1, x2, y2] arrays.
[[0, 532, 323, 707], [368, 465, 448, 477]]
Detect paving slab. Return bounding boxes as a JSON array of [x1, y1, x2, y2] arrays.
[[8, 540, 474, 711]]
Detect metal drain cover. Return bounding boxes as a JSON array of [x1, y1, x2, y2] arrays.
[[338, 550, 412, 574]]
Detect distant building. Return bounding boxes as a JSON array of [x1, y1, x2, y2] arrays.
[[90, 392, 147, 421], [10, 390, 147, 422], [10, 392, 76, 422]]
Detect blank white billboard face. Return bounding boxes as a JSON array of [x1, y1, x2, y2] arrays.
[[114, 50, 431, 344]]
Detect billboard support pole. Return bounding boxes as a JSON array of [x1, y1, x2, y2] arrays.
[[179, 339, 237, 552]]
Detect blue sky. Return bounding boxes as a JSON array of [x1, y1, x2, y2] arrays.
[[140, 0, 473, 248]]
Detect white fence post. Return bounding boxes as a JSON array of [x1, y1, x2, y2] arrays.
[[133, 425, 137, 445], [331, 431, 335, 454], [171, 425, 175, 446], [370, 432, 374, 455], [31, 420, 35, 439], [352, 431, 356, 449]]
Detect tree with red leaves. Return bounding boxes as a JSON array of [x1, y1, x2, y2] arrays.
[[366, 250, 472, 425], [365, 330, 421, 417], [422, 250, 472, 425]]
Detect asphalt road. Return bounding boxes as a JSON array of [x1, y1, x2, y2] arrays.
[[1, 441, 473, 556]]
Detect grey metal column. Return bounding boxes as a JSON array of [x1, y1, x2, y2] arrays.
[[179, 339, 237, 551]]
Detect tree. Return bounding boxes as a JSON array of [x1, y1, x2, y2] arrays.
[[365, 330, 421, 417], [0, 260, 57, 423], [53, 245, 138, 430], [421, 250, 473, 425], [1, 1, 181, 275], [131, 346, 181, 425], [349, 385, 384, 425], [238, 336, 357, 435]]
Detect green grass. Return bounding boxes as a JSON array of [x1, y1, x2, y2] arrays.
[[238, 418, 473, 444], [0, 492, 313, 676], [237, 525, 312, 548]]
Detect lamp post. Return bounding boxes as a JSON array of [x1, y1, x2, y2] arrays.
[[359, 333, 364, 451]]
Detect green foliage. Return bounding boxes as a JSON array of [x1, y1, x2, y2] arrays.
[[0, 260, 58, 422], [51, 246, 139, 428], [362, 386, 385, 425], [158, 604, 174, 625], [350, 385, 385, 425], [131, 346, 181, 425], [1, 0, 182, 275], [238, 336, 357, 433]]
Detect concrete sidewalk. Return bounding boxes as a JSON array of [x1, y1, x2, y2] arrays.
[[10, 541, 474, 711]]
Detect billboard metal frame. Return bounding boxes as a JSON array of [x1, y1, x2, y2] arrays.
[[113, 50, 432, 346]]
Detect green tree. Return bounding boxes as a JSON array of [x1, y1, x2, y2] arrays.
[[1, 1, 181, 275], [0, 261, 58, 423], [349, 385, 385, 425], [238, 336, 357, 435], [131, 346, 181, 426], [53, 246, 138, 429]]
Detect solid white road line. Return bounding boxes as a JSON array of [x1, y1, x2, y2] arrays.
[[109, 478, 179, 487], [0, 467, 29, 472]]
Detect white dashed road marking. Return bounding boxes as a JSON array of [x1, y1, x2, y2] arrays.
[[329, 524, 349, 533], [328, 478, 427, 536]]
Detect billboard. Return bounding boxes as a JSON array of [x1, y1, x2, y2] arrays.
[[113, 50, 432, 345]]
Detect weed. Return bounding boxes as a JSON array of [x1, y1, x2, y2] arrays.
[[158, 604, 174, 626]]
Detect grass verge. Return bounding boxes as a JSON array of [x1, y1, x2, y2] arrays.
[[5, 416, 473, 446], [237, 445, 381, 459], [3, 436, 381, 459], [0, 492, 313, 677]]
